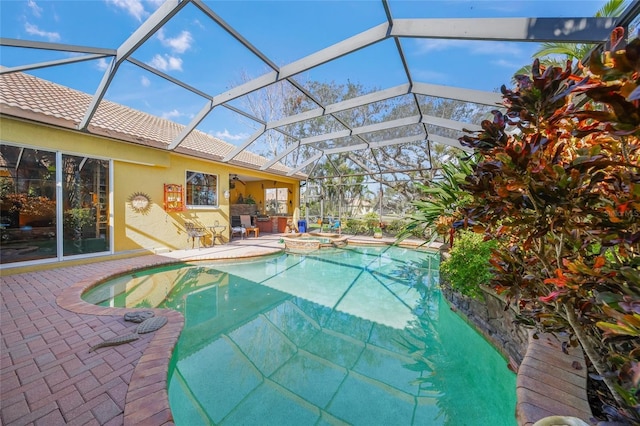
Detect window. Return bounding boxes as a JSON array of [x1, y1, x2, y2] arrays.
[[186, 171, 218, 207], [265, 188, 288, 215]]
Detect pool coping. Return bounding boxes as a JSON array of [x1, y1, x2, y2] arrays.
[[516, 330, 593, 425], [3, 235, 592, 425], [54, 237, 288, 425], [56, 256, 185, 426], [51, 236, 440, 425]]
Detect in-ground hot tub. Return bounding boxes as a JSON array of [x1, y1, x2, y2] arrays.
[[281, 232, 348, 251]]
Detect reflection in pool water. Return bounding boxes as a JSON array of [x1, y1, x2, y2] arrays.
[[83, 246, 516, 425]]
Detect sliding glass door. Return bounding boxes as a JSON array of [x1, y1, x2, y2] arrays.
[[0, 144, 110, 265]]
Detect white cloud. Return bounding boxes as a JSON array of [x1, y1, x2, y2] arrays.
[[191, 19, 206, 31], [27, 0, 42, 17], [414, 39, 456, 53], [148, 54, 183, 71], [414, 39, 523, 57], [162, 109, 183, 120], [157, 28, 193, 54], [491, 58, 523, 69], [24, 23, 60, 42], [412, 69, 450, 84], [96, 58, 110, 71], [213, 129, 249, 141], [141, 76, 151, 87], [105, 0, 147, 22]]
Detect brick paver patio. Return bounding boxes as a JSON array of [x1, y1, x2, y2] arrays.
[[1, 235, 593, 425], [1, 236, 284, 426]]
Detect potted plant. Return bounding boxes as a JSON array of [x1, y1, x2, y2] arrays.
[[373, 226, 383, 239]]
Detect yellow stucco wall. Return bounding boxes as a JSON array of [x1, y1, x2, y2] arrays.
[[1, 117, 301, 257]]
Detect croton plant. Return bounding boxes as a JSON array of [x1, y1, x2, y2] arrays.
[[457, 32, 639, 421]]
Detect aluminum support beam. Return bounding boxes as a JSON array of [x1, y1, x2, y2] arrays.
[[170, 24, 391, 149], [127, 57, 212, 100], [323, 144, 370, 155], [267, 84, 411, 130], [412, 82, 503, 106], [169, 99, 215, 150], [391, 17, 616, 43], [421, 115, 482, 132], [298, 113, 478, 147], [0, 54, 109, 75], [0, 38, 115, 55], [369, 134, 427, 150], [301, 130, 352, 145], [428, 133, 468, 150], [260, 142, 299, 170], [79, 0, 188, 130], [222, 126, 266, 162], [191, 0, 279, 70], [287, 152, 323, 176], [279, 24, 389, 79]]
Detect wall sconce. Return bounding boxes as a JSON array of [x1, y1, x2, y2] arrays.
[[224, 190, 230, 200]]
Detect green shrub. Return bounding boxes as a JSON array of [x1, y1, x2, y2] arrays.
[[344, 218, 367, 234], [362, 212, 380, 232], [384, 219, 405, 235], [440, 230, 496, 299]]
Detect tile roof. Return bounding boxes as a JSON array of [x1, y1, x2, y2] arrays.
[[0, 71, 304, 179]]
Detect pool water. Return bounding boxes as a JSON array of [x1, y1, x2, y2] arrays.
[[83, 246, 516, 425]]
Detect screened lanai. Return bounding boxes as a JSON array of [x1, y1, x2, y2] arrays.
[[1, 0, 639, 220]]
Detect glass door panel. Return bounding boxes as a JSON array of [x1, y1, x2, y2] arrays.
[[62, 155, 110, 256], [0, 146, 57, 264]]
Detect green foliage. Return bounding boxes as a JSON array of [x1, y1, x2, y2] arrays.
[[385, 219, 406, 234], [342, 215, 390, 235], [362, 212, 380, 231], [64, 208, 94, 232], [344, 218, 368, 235], [440, 230, 496, 299], [397, 154, 475, 243], [459, 36, 640, 420], [511, 0, 628, 81]]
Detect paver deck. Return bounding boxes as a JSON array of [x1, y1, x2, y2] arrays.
[[1, 236, 284, 426], [516, 331, 593, 425], [1, 234, 592, 425]]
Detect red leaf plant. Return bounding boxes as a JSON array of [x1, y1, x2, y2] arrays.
[[458, 34, 640, 421]]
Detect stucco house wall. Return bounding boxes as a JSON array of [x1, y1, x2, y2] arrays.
[[0, 117, 300, 260]]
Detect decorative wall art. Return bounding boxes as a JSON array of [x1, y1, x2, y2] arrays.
[[128, 192, 152, 214]]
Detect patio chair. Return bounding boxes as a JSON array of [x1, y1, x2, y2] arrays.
[[184, 221, 207, 249], [329, 220, 341, 235], [240, 214, 259, 237], [230, 215, 246, 240]]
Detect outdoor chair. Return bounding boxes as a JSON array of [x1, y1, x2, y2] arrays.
[[329, 220, 341, 235], [184, 221, 207, 249], [240, 214, 259, 237], [230, 215, 246, 240]]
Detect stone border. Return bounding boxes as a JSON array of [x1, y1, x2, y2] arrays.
[[56, 255, 184, 426], [442, 286, 593, 425]]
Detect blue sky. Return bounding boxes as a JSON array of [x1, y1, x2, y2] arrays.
[[1, 0, 612, 146]]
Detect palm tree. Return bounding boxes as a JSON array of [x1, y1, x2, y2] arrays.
[[396, 154, 476, 244], [513, 0, 629, 79]]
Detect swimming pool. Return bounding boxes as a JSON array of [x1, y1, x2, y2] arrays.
[[83, 245, 516, 425]]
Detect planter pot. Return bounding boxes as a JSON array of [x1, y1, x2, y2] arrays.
[[373, 232, 383, 239]]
